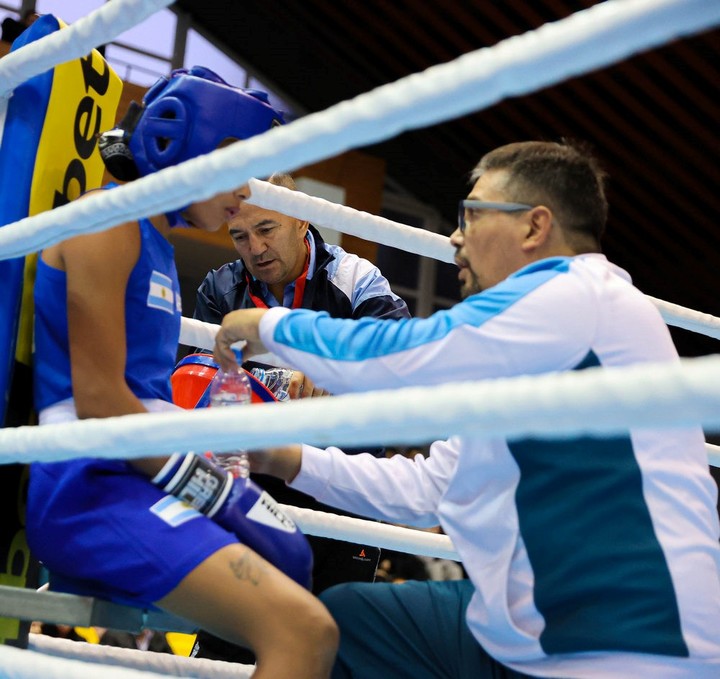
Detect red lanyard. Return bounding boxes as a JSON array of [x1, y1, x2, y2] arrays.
[[246, 240, 310, 309]]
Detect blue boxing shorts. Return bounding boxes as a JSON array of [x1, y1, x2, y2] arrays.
[[26, 398, 237, 608]]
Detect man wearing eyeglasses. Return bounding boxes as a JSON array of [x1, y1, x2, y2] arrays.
[[212, 140, 720, 679]]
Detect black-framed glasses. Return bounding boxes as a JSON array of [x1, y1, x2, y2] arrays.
[[457, 200, 534, 233]]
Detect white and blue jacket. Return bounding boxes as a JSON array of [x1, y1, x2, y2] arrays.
[[258, 254, 720, 678]]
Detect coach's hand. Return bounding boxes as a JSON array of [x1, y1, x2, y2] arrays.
[[215, 308, 268, 369]]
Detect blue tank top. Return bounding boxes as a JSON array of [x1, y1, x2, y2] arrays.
[[34, 217, 181, 410]]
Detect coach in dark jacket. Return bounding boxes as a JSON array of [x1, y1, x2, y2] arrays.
[[191, 173, 409, 661], [195, 179, 408, 327]]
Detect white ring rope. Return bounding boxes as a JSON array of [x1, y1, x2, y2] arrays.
[[247, 179, 456, 264], [0, 0, 174, 98], [646, 296, 720, 341], [25, 635, 251, 679], [283, 506, 459, 561], [707, 443, 720, 468], [2, 356, 720, 466], [0, 0, 718, 262], [244, 180, 720, 339], [0, 636, 251, 679]]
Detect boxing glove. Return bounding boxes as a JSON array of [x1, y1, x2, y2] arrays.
[[152, 452, 312, 588]]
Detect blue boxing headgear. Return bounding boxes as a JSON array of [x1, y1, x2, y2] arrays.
[[99, 66, 284, 225]]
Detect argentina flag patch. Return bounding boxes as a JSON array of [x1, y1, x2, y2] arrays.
[[150, 496, 201, 527], [147, 270, 175, 314]]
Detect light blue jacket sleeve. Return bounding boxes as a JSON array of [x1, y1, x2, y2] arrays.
[[258, 258, 595, 395]]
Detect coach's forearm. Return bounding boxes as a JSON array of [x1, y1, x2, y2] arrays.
[[250, 445, 303, 482]]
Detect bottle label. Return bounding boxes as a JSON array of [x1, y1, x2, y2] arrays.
[[209, 393, 247, 406]]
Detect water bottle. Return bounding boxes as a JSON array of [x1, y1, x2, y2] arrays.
[[250, 366, 294, 402], [208, 348, 252, 479]]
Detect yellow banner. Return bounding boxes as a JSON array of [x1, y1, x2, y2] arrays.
[[15, 34, 123, 366]]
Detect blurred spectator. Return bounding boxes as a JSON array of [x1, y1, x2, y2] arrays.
[[374, 550, 430, 584], [419, 555, 466, 581], [100, 628, 174, 654], [33, 622, 85, 642], [385, 445, 431, 460]]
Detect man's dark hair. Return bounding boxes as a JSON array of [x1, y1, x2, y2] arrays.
[[267, 172, 296, 190], [471, 140, 608, 252]]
